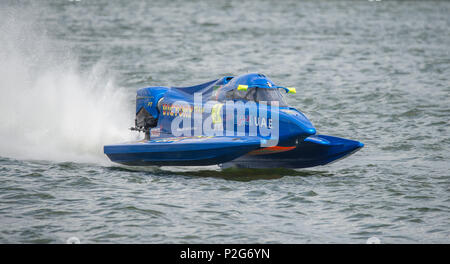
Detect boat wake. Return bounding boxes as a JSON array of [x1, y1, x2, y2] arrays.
[[0, 6, 134, 164]]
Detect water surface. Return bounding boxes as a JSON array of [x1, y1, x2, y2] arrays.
[[0, 0, 449, 243]]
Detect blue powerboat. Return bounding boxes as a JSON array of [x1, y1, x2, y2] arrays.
[[104, 73, 363, 168]]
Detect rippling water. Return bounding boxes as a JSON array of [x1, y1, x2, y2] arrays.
[[0, 0, 449, 243]]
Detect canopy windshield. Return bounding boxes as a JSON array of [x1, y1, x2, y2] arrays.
[[225, 87, 288, 107]]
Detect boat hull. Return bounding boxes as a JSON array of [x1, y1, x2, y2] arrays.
[[104, 136, 261, 166], [220, 135, 364, 169]]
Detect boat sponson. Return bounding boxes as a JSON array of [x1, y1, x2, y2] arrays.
[[221, 135, 364, 169], [104, 136, 262, 166]]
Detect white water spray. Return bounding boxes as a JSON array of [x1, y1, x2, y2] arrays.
[[0, 6, 134, 163]]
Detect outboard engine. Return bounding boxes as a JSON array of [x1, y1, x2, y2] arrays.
[[131, 86, 168, 140], [134, 107, 158, 139]]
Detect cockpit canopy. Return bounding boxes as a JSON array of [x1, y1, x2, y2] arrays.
[[170, 73, 293, 107], [217, 73, 290, 107], [225, 87, 288, 107]]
